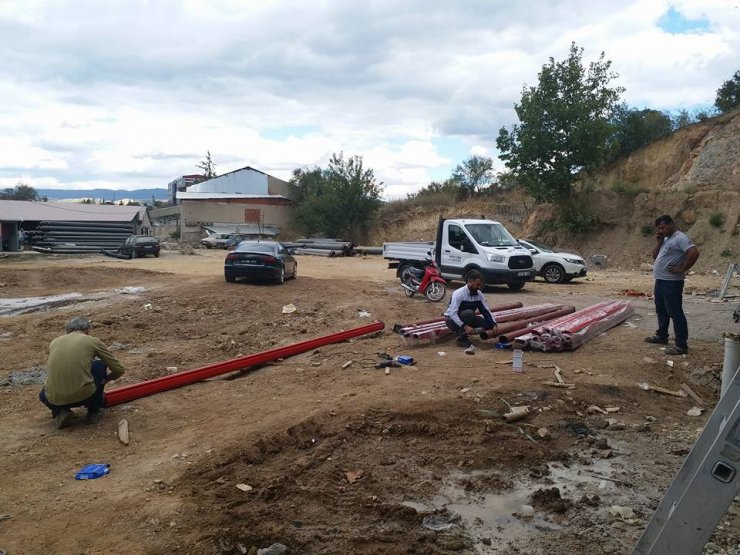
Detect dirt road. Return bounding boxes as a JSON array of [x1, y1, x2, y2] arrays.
[[0, 250, 738, 554]]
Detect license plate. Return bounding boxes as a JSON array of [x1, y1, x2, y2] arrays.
[[517, 271, 530, 277]]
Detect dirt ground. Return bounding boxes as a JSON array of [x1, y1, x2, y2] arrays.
[[1, 249, 739, 555]]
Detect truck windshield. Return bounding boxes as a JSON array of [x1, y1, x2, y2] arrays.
[[465, 223, 518, 247]]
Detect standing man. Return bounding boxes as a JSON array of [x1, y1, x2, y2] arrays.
[[39, 316, 126, 429], [444, 270, 498, 348], [644, 215, 700, 355]]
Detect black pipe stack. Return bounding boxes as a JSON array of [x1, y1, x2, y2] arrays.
[[28, 221, 134, 254]]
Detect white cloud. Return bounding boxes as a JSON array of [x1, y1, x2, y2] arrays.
[[0, 0, 738, 197]]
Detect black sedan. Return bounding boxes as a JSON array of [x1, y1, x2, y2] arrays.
[[224, 241, 297, 284]]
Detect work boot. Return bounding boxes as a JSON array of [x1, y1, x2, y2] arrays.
[[55, 408, 74, 430], [456, 336, 473, 348], [644, 335, 668, 345], [664, 346, 688, 355], [85, 408, 104, 425]]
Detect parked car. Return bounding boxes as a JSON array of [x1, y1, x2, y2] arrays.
[[224, 241, 297, 284], [119, 235, 161, 259], [517, 239, 586, 283], [202, 233, 242, 249]]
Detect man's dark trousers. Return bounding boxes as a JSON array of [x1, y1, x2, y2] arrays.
[[445, 309, 487, 341], [39, 359, 109, 416], [654, 279, 688, 349]]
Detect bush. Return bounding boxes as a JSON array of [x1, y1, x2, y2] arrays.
[[558, 192, 599, 233], [641, 224, 654, 237], [720, 249, 732, 258], [709, 212, 725, 228], [610, 180, 645, 197]]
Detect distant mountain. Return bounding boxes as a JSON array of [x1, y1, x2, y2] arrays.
[[37, 188, 169, 202]]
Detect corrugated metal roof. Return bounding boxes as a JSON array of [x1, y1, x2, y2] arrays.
[[177, 192, 291, 201], [0, 200, 145, 223]]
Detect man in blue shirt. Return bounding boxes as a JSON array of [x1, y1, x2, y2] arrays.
[[644, 215, 700, 355], [444, 270, 498, 348]]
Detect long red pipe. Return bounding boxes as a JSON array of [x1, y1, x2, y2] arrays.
[[104, 321, 385, 407], [395, 302, 523, 335]]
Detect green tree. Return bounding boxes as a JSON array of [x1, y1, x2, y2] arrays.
[[290, 167, 328, 238], [451, 155, 494, 196], [323, 153, 383, 242], [196, 150, 218, 178], [0, 182, 44, 201], [609, 105, 674, 160], [290, 153, 383, 242], [415, 177, 465, 200], [496, 42, 624, 202], [715, 70, 740, 113]]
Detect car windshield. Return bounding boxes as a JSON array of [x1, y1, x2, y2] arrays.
[[235, 243, 275, 254], [464, 223, 518, 247], [523, 239, 554, 253]]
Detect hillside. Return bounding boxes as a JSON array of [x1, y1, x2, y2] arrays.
[[373, 109, 740, 272]]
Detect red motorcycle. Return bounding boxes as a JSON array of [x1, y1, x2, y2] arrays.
[[400, 260, 447, 302]]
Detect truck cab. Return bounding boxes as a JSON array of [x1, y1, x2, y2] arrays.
[[437, 219, 534, 290]]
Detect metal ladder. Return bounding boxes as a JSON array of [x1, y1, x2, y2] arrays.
[[719, 262, 740, 300], [631, 365, 740, 554]]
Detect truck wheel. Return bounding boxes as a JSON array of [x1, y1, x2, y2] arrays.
[[507, 282, 526, 291], [542, 263, 565, 284]]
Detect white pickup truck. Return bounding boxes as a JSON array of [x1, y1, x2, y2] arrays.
[[383, 217, 535, 290]]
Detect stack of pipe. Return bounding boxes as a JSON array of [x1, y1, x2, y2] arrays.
[[396, 302, 576, 342], [292, 238, 354, 257], [514, 300, 634, 351], [28, 221, 134, 254]]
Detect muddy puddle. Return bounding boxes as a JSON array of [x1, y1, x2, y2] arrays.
[[402, 450, 646, 552], [0, 286, 146, 316]]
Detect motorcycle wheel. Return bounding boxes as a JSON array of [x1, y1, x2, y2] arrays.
[[425, 281, 446, 302], [402, 276, 416, 297]]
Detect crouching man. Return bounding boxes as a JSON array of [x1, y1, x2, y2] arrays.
[[444, 270, 497, 348], [39, 316, 126, 429]]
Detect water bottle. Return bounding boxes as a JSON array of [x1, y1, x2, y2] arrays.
[[512, 349, 524, 373]]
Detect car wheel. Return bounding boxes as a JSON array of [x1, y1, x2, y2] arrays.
[[131, 250, 138, 259], [225, 274, 236, 283], [275, 266, 285, 284], [507, 282, 526, 291], [542, 263, 565, 284]]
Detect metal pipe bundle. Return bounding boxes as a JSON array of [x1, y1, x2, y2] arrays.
[[294, 238, 354, 256], [292, 248, 336, 257], [515, 301, 634, 351], [29, 220, 135, 254]]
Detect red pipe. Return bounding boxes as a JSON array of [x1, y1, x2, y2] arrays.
[[497, 307, 576, 342], [395, 302, 524, 335], [104, 321, 385, 407]]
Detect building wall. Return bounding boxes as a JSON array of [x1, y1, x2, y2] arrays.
[[267, 175, 292, 197], [182, 198, 293, 228]]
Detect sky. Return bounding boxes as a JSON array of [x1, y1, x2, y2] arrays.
[[0, 0, 738, 199]]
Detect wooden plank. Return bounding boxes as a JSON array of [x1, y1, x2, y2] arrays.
[[681, 383, 705, 406]]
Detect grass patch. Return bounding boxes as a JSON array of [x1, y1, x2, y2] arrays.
[[641, 224, 654, 237], [720, 249, 733, 258], [709, 212, 725, 228]]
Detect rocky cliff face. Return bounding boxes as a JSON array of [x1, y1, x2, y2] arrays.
[[522, 108, 740, 270]]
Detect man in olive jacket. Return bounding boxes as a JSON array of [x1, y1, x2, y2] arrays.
[[39, 316, 126, 429]]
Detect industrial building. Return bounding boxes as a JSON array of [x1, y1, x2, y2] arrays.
[[152, 166, 293, 243]]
